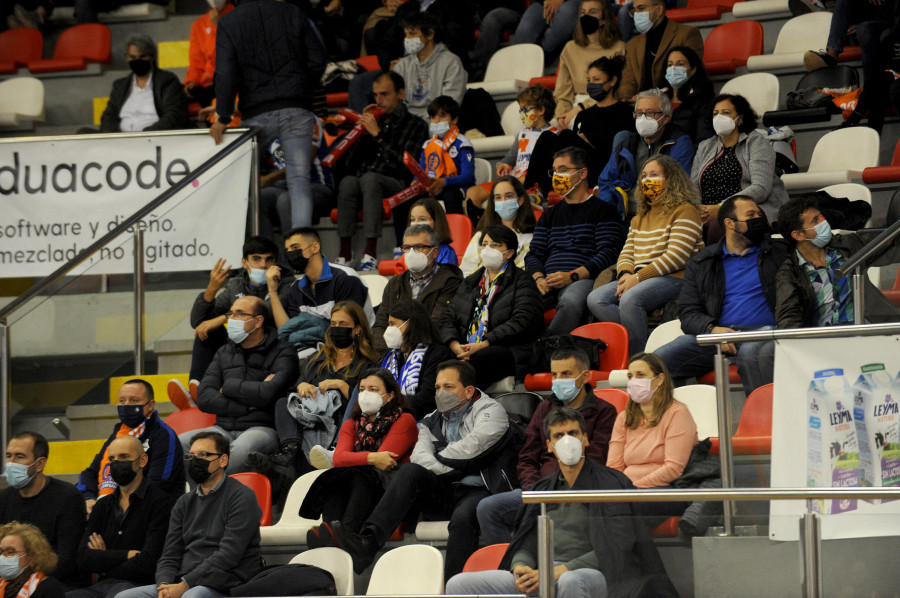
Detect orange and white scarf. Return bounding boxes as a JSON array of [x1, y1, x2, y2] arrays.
[[0, 571, 45, 598], [423, 126, 460, 179], [97, 422, 146, 496]]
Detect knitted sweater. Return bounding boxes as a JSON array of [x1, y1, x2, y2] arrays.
[[616, 202, 703, 281], [554, 39, 626, 117]]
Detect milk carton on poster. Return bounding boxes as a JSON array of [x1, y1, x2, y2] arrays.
[[808, 368, 859, 514], [853, 364, 900, 503]]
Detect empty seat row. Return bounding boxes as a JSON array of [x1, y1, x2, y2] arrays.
[[0, 24, 111, 75]]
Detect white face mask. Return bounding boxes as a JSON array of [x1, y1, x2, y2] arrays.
[[480, 246, 507, 271], [554, 434, 584, 466], [358, 390, 386, 416], [383, 322, 406, 350], [713, 113, 737, 137], [207, 0, 227, 9], [404, 36, 425, 56], [405, 248, 431, 273], [635, 114, 661, 138]]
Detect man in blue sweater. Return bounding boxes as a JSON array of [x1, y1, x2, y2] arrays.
[[526, 147, 626, 336]]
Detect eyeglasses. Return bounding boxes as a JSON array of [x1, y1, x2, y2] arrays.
[[224, 311, 259, 320], [519, 105, 535, 115], [0, 549, 26, 558], [184, 452, 222, 461], [480, 242, 506, 249], [547, 168, 581, 177], [633, 110, 664, 119], [401, 244, 434, 253]]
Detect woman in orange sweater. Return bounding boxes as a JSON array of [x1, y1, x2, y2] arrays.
[[184, 0, 234, 107], [586, 154, 703, 353], [299, 368, 418, 547], [607, 352, 698, 523]]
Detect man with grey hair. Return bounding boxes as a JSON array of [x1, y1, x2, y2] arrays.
[[372, 223, 462, 355], [99, 33, 190, 133], [617, 0, 703, 101], [595, 88, 694, 219]]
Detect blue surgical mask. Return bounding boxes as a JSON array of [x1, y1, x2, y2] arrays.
[[493, 199, 520, 221], [117, 404, 146, 428], [634, 10, 654, 34], [552, 376, 583, 403], [0, 555, 24, 581], [227, 317, 251, 344], [809, 219, 833, 248], [665, 66, 689, 89], [429, 121, 451, 137], [249, 268, 267, 286], [4, 461, 35, 490]]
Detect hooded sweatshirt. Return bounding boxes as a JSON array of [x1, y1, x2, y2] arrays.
[[393, 42, 467, 120]]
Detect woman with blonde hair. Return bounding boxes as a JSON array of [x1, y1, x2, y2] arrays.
[[607, 352, 698, 523], [587, 155, 703, 353], [555, 0, 625, 128], [0, 522, 63, 598], [249, 301, 378, 479]]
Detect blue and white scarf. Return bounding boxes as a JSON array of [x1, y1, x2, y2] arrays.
[[381, 344, 428, 396]]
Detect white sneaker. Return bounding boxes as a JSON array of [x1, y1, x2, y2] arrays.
[[309, 445, 334, 470], [393, 246, 403, 260], [332, 257, 348, 266], [357, 254, 378, 273]]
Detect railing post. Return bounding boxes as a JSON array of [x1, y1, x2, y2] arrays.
[[852, 267, 865, 325], [537, 503, 554, 598], [133, 231, 145, 376], [801, 499, 823, 598], [249, 139, 260, 236], [0, 320, 9, 457], [715, 345, 735, 535]]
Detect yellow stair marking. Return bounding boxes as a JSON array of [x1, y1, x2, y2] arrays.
[[158, 41, 191, 69], [93, 97, 109, 125], [109, 373, 189, 404], [45, 439, 105, 475]]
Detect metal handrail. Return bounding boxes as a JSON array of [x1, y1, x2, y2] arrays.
[[522, 487, 900, 503], [835, 215, 900, 277], [695, 321, 900, 345], [0, 127, 257, 324]]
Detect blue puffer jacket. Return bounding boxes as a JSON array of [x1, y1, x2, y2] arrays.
[[215, 0, 327, 120]]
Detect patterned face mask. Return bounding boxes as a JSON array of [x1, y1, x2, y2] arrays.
[[641, 177, 665, 201]]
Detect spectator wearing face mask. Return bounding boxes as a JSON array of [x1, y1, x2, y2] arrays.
[[183, 0, 234, 108], [661, 45, 714, 148], [99, 33, 189, 133]]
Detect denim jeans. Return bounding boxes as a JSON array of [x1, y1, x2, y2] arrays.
[[513, 0, 580, 58], [114, 585, 225, 598], [546, 279, 595, 336], [446, 565, 608, 598], [337, 172, 406, 244], [826, 0, 854, 53], [178, 425, 279, 481], [476, 488, 522, 544], [66, 578, 135, 598], [586, 275, 684, 355], [653, 325, 775, 397], [473, 7, 523, 74], [348, 70, 381, 114], [245, 107, 316, 228]]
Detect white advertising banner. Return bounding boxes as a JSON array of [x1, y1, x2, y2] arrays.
[[770, 334, 900, 541], [0, 131, 252, 277]]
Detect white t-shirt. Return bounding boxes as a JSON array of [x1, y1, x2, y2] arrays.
[[119, 75, 159, 132]]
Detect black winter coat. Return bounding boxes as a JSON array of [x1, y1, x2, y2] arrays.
[[438, 265, 543, 367], [677, 236, 787, 335], [100, 68, 189, 132], [667, 77, 715, 147], [215, 0, 327, 120], [198, 328, 300, 430]]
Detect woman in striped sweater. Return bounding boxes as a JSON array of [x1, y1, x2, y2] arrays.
[[587, 155, 703, 353]]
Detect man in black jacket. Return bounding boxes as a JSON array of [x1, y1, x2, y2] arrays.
[[70, 436, 174, 598], [446, 407, 677, 598], [655, 196, 786, 397], [179, 296, 299, 477], [100, 33, 189, 133], [211, 0, 327, 229]]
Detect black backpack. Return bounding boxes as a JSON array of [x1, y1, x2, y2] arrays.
[[528, 334, 608, 374]]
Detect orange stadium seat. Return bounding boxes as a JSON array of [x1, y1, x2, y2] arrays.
[[28, 24, 111, 73], [0, 28, 43, 74], [703, 20, 764, 75], [231, 472, 273, 526], [462, 544, 510, 572], [594, 388, 629, 413], [163, 408, 215, 436]]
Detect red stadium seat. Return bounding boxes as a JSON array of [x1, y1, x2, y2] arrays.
[[163, 408, 216, 436], [884, 267, 900, 307], [28, 24, 111, 73], [710, 383, 773, 455], [447, 213, 473, 262], [862, 138, 900, 185], [329, 205, 391, 224], [0, 28, 43, 74], [667, 0, 741, 22], [594, 388, 629, 413], [463, 544, 510, 572], [525, 323, 629, 391], [697, 367, 740, 385], [651, 516, 681, 537], [703, 20, 764, 75], [230, 472, 273, 526], [543, 309, 556, 326], [529, 63, 560, 90]]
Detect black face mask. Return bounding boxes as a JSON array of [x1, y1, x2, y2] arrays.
[[579, 14, 600, 35], [740, 217, 768, 246], [109, 459, 139, 487], [586, 82, 609, 102], [128, 59, 152, 77], [118, 404, 146, 428], [286, 249, 309, 273], [328, 326, 354, 349], [188, 457, 217, 485]]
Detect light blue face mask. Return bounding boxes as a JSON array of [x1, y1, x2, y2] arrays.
[[0, 555, 24, 581], [4, 461, 35, 490], [634, 10, 655, 34], [552, 376, 584, 403], [248, 268, 267, 286], [809, 219, 833, 248], [493, 199, 520, 221], [665, 66, 689, 90], [429, 120, 451, 137], [226, 317, 251, 344]]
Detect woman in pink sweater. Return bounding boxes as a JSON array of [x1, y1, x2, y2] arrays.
[[299, 368, 418, 547], [607, 352, 698, 523]]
